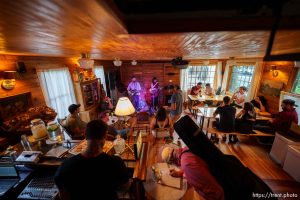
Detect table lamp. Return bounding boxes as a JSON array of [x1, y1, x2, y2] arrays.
[[114, 97, 135, 153]]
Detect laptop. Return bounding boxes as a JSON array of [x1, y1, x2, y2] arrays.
[[0, 164, 20, 196]]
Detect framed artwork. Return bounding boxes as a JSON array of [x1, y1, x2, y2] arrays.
[[259, 80, 283, 97], [0, 92, 32, 120]]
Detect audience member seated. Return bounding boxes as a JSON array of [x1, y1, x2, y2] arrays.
[[205, 83, 214, 96], [99, 94, 113, 112], [150, 107, 174, 139], [98, 111, 129, 139], [55, 120, 130, 200], [63, 104, 86, 139], [231, 86, 247, 108], [254, 99, 298, 134], [213, 96, 236, 142], [159, 145, 224, 200], [235, 102, 256, 135], [250, 96, 271, 117], [190, 82, 202, 95]]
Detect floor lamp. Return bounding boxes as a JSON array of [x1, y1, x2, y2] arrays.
[[114, 97, 135, 153]]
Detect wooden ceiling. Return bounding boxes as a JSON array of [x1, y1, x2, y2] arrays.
[[0, 0, 299, 60]]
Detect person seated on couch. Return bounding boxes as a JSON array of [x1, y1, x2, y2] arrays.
[[160, 145, 224, 200]]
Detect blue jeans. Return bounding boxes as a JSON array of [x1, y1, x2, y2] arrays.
[[132, 95, 140, 111]]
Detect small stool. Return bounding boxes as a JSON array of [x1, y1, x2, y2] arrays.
[[283, 145, 300, 182]]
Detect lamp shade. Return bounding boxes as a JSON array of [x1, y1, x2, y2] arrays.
[[115, 97, 135, 116]]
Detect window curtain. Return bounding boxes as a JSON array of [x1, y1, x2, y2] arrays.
[[221, 59, 263, 101], [214, 61, 223, 91], [94, 65, 107, 94], [37, 67, 76, 118], [180, 68, 189, 101], [246, 60, 264, 101]]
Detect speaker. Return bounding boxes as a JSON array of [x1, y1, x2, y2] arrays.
[[16, 62, 27, 73]]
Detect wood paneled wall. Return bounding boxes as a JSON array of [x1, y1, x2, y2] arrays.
[[0, 54, 77, 106], [118, 62, 180, 104], [257, 61, 296, 114]]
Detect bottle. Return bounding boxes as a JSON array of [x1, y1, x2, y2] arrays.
[[20, 134, 32, 151], [204, 104, 208, 115], [30, 119, 48, 140], [47, 121, 63, 142], [113, 135, 125, 155]]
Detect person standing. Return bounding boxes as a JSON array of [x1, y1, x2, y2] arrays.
[[127, 76, 141, 111], [55, 120, 130, 200], [150, 77, 160, 112], [169, 85, 183, 122]]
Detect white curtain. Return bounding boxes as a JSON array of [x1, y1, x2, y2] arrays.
[[37, 67, 76, 118], [215, 61, 223, 91], [94, 65, 107, 94], [221, 60, 232, 93], [180, 68, 189, 101], [246, 60, 264, 101]]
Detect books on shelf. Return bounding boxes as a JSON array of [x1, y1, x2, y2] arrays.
[[15, 151, 42, 163]]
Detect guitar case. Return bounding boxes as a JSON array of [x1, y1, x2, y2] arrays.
[[174, 115, 277, 200]]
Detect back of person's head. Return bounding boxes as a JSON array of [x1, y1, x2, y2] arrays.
[[168, 85, 175, 90], [197, 82, 202, 86], [191, 86, 197, 91], [244, 102, 254, 112], [156, 107, 167, 121], [161, 146, 174, 163], [205, 83, 210, 87], [223, 96, 230, 104], [258, 95, 267, 106], [86, 120, 108, 140]]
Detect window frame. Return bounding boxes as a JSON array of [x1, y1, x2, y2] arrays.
[[291, 68, 300, 95], [186, 65, 217, 89], [227, 65, 255, 93]]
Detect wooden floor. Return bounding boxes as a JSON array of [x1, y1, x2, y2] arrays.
[[133, 112, 300, 200]]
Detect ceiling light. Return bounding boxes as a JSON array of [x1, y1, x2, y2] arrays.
[[78, 53, 94, 69], [131, 60, 137, 65], [113, 58, 122, 67]]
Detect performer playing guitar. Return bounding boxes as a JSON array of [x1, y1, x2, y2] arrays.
[[150, 77, 160, 112], [127, 76, 141, 111]]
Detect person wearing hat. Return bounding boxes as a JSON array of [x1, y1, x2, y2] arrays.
[[254, 99, 298, 134], [159, 145, 224, 200], [55, 120, 130, 200], [64, 104, 86, 139]]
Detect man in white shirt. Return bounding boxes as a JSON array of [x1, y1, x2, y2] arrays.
[[127, 76, 142, 111], [231, 86, 247, 108]]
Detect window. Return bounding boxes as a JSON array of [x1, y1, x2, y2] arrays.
[[292, 69, 300, 94], [94, 65, 107, 94], [187, 65, 216, 89], [228, 65, 255, 92], [37, 68, 76, 118]]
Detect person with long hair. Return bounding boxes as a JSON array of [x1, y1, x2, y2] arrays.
[[149, 77, 160, 112], [233, 102, 257, 142], [150, 107, 174, 138]]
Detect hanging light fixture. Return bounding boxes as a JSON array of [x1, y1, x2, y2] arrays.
[[113, 58, 122, 67], [78, 53, 94, 69], [131, 60, 137, 65]]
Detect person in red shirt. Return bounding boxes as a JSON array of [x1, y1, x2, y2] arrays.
[[254, 99, 298, 134], [160, 146, 224, 200], [272, 99, 298, 131]]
